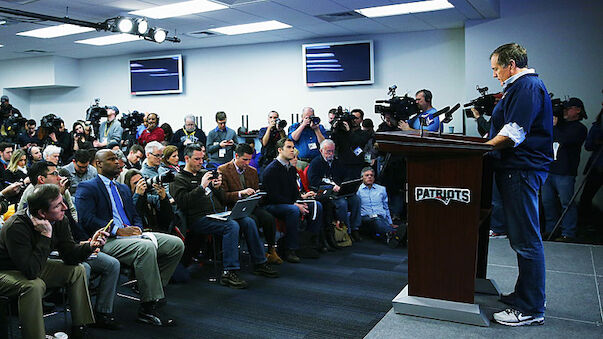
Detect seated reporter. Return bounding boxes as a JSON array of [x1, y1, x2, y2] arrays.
[[17, 160, 121, 329], [356, 167, 402, 248], [0, 184, 105, 338], [262, 138, 323, 263], [125, 169, 174, 233], [218, 143, 281, 264], [141, 141, 165, 179], [60, 149, 98, 196], [75, 149, 184, 327], [170, 144, 278, 289], [307, 139, 362, 241], [43, 144, 62, 166], [138, 113, 165, 146]]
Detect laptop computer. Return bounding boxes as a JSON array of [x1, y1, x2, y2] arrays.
[[207, 195, 261, 221], [333, 178, 363, 197]]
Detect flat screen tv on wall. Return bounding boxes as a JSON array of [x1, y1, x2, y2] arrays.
[[130, 54, 183, 95], [302, 40, 374, 87]]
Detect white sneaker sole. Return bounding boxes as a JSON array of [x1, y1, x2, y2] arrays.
[[494, 317, 544, 327]]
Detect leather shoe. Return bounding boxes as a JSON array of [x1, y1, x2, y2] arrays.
[[284, 250, 301, 263], [351, 230, 363, 242], [138, 302, 176, 327], [90, 312, 122, 330]]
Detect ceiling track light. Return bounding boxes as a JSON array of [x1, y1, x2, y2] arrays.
[[0, 6, 180, 43]]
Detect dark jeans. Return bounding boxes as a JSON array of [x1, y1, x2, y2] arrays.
[[490, 178, 506, 234], [189, 216, 266, 270], [360, 215, 395, 236], [496, 169, 547, 317], [250, 207, 276, 246], [541, 174, 577, 237], [265, 202, 322, 250], [332, 195, 361, 230]]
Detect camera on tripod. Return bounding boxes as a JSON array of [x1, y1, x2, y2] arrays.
[[119, 110, 145, 136], [375, 85, 419, 123]]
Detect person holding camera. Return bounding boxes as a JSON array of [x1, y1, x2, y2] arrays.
[[71, 121, 94, 153], [60, 149, 98, 196], [258, 111, 287, 170], [170, 115, 206, 163], [171, 144, 278, 289], [541, 97, 588, 241], [330, 108, 373, 179], [93, 106, 123, 149], [0, 184, 105, 339], [398, 89, 440, 132], [288, 107, 326, 168], [138, 113, 165, 146], [206, 111, 237, 168], [75, 149, 184, 327], [125, 169, 174, 234]]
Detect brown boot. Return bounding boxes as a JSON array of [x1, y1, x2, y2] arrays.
[[266, 246, 283, 265]]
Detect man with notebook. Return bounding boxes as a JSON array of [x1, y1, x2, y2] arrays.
[[308, 139, 362, 241], [171, 144, 279, 289]]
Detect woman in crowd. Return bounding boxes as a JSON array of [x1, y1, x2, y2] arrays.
[[71, 120, 94, 151], [159, 145, 180, 175], [160, 123, 174, 146], [5, 149, 28, 184]]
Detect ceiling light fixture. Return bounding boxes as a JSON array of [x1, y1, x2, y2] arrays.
[[0, 5, 180, 43], [75, 33, 142, 46], [209, 20, 291, 35], [130, 0, 227, 19], [17, 23, 95, 38], [355, 0, 454, 18]]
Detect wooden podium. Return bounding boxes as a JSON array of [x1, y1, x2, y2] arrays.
[[376, 130, 501, 326]]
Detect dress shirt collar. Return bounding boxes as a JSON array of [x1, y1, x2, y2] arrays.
[[276, 156, 290, 169], [503, 68, 535, 91]]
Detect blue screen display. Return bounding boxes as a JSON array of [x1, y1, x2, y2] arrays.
[[130, 55, 182, 95], [305, 42, 372, 87]]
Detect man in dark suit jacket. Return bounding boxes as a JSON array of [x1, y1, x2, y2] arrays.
[[75, 149, 184, 327], [307, 139, 362, 241], [218, 143, 280, 264]]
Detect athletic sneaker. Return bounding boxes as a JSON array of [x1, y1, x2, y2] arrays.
[[493, 308, 544, 326], [489, 230, 507, 239]]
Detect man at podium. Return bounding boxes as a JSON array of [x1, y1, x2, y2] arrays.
[[485, 43, 553, 327]]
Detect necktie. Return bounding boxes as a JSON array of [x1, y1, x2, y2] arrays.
[[110, 182, 131, 226]]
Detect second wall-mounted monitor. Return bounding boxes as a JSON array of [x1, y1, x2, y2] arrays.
[[130, 54, 183, 95], [302, 40, 374, 87]]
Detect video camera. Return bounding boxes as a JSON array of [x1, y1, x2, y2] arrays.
[[119, 110, 145, 138], [40, 113, 63, 133], [463, 86, 501, 117], [3, 111, 27, 137], [375, 85, 419, 123], [549, 93, 567, 119], [85, 98, 108, 125], [330, 106, 355, 132]]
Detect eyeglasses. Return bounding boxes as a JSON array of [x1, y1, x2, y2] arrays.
[[47, 170, 59, 176], [150, 153, 162, 158]]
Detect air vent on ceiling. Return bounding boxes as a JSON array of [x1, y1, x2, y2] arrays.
[[22, 49, 50, 54], [316, 11, 366, 22], [185, 30, 223, 39]]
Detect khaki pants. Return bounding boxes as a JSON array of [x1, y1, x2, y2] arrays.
[[0, 259, 95, 339], [102, 232, 184, 302]]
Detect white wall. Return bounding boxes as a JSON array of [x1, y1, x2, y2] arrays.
[[19, 28, 465, 133]]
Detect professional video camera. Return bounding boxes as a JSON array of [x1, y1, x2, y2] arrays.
[[40, 113, 63, 133], [119, 110, 145, 136], [375, 85, 419, 123], [85, 98, 108, 137], [549, 93, 567, 119], [146, 171, 175, 188], [2, 111, 27, 138], [463, 86, 501, 116], [330, 106, 355, 132]]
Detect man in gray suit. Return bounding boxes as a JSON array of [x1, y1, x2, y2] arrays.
[[94, 106, 123, 148]]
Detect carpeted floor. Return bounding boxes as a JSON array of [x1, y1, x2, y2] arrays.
[[40, 239, 409, 339]]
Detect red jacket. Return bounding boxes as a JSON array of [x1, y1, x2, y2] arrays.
[[138, 127, 165, 146]]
